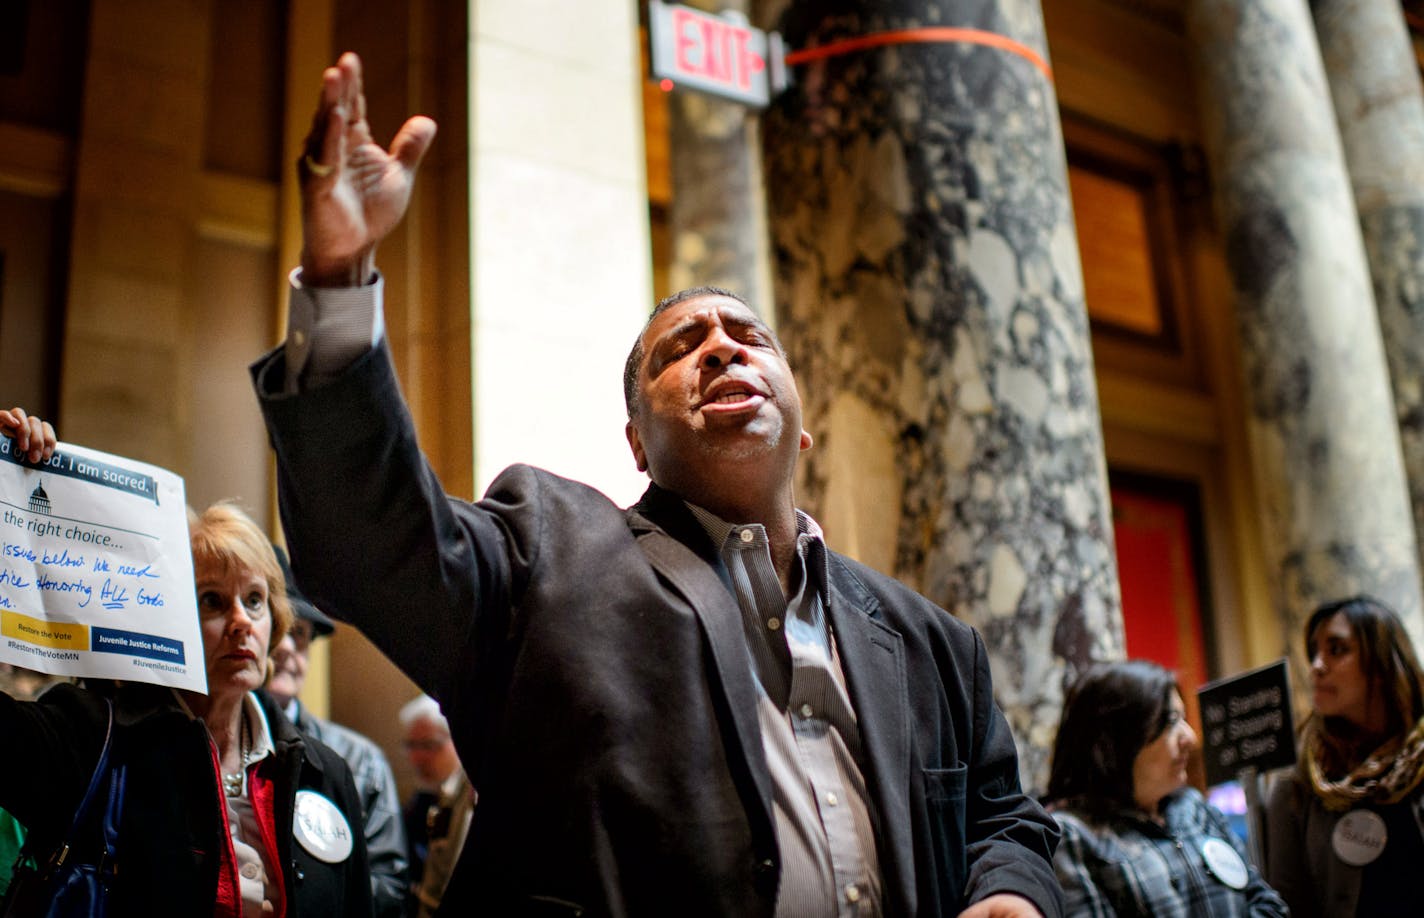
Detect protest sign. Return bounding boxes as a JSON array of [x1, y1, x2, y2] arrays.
[[0, 435, 204, 692], [1197, 659, 1296, 787]]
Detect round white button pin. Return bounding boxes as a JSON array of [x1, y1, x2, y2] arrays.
[[1332, 810, 1387, 867], [294, 789, 355, 863], [1201, 838, 1249, 890]]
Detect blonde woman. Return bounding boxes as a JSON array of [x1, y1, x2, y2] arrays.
[[0, 485, 372, 915]]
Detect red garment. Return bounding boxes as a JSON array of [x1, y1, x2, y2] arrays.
[[248, 763, 288, 918], [206, 740, 243, 918], [204, 740, 288, 918]]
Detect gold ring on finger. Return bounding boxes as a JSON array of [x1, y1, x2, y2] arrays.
[[303, 153, 335, 178]]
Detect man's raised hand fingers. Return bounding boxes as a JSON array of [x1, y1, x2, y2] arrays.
[[300, 64, 346, 179], [390, 116, 438, 176], [338, 52, 363, 126], [347, 51, 367, 127], [319, 103, 346, 174]]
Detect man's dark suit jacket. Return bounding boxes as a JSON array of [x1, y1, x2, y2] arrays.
[[254, 342, 1062, 918]]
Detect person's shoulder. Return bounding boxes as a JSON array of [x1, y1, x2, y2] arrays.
[[480, 463, 628, 519], [32, 680, 87, 705], [23, 681, 111, 727], [314, 716, 390, 765], [488, 463, 614, 496], [1163, 786, 1216, 824], [1048, 804, 1115, 852], [826, 549, 973, 639], [827, 549, 928, 607], [1170, 786, 1207, 808], [1264, 767, 1308, 810], [1048, 801, 1098, 831], [292, 724, 362, 793]]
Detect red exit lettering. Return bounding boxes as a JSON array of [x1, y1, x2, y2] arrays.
[[671, 7, 765, 91]]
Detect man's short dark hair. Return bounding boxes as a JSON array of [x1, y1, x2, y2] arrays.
[[622, 285, 750, 419]]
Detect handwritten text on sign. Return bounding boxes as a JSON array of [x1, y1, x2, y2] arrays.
[[0, 436, 203, 692]]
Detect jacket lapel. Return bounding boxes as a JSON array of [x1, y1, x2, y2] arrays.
[[826, 556, 916, 916], [627, 487, 776, 843]]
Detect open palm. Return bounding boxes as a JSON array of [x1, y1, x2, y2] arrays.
[[300, 53, 436, 286]]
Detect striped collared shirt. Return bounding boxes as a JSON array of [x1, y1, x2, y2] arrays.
[[687, 503, 881, 917]]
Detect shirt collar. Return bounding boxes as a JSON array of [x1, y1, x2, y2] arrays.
[[171, 688, 277, 768], [684, 502, 823, 543], [243, 691, 277, 766], [683, 502, 829, 599]]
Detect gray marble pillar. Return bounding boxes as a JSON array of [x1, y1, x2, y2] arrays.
[[1187, 0, 1424, 656], [1313, 0, 1424, 651], [762, 0, 1124, 789], [667, 0, 771, 307]]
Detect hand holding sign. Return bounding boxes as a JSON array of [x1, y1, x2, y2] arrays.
[[0, 406, 56, 464], [0, 411, 203, 692]]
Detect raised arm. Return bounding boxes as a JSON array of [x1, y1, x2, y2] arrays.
[[297, 52, 436, 287], [254, 52, 501, 699]]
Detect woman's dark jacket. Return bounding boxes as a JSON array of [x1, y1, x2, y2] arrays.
[[0, 681, 373, 916]]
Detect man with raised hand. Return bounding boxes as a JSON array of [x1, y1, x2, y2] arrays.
[[252, 52, 1061, 918]]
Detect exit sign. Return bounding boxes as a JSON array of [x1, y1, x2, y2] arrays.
[[649, 1, 788, 108]]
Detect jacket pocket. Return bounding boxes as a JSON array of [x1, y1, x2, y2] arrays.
[[923, 764, 969, 908]]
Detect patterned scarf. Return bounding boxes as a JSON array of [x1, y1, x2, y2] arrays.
[[1305, 715, 1424, 811]]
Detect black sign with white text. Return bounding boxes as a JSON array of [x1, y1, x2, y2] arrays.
[[1197, 659, 1296, 786]]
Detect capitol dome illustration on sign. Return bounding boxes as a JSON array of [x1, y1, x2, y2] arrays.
[[29, 480, 51, 514]]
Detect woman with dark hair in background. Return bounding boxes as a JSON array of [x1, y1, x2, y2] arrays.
[[1045, 660, 1286, 917], [0, 410, 373, 918], [1265, 595, 1424, 918]]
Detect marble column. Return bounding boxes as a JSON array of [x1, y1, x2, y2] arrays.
[[1186, 0, 1424, 656], [667, 0, 771, 308], [1313, 0, 1424, 650], [762, 0, 1124, 789]]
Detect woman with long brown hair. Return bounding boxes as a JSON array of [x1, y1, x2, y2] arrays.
[[1265, 595, 1424, 917]]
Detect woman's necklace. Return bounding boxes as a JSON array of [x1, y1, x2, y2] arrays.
[[221, 713, 249, 798]]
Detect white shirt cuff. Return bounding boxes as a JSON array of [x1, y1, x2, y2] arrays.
[[284, 267, 386, 392]]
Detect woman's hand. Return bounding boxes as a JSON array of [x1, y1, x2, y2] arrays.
[[0, 406, 56, 463]]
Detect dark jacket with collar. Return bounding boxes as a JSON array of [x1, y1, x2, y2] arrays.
[[1264, 769, 1424, 918], [0, 682, 373, 917], [285, 696, 409, 916], [255, 340, 1061, 918]]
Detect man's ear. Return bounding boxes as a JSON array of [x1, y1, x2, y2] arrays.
[[800, 429, 813, 452], [626, 421, 648, 472]]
